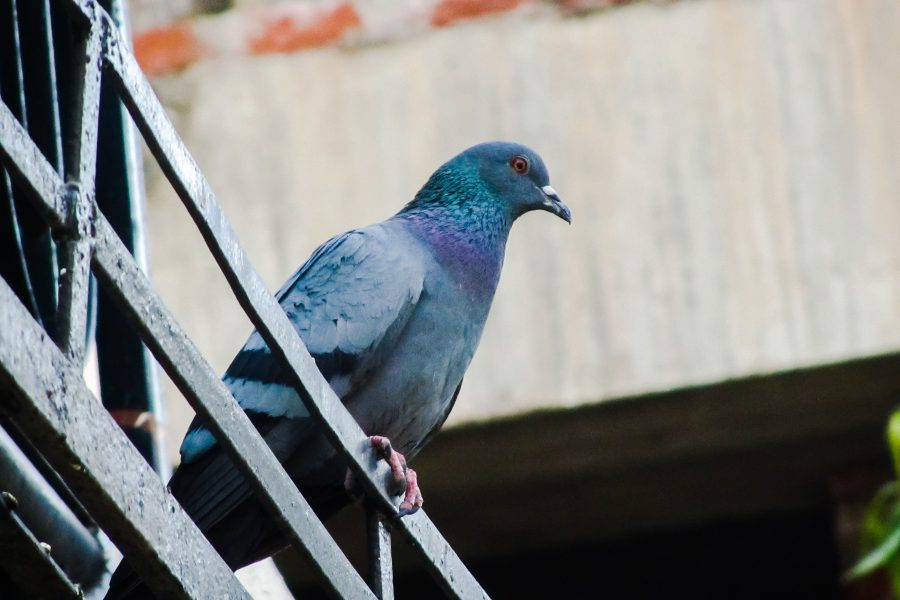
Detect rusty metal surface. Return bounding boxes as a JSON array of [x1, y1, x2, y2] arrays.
[[0, 277, 249, 599]]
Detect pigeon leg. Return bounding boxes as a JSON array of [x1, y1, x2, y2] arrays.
[[342, 435, 403, 494], [369, 435, 423, 516]]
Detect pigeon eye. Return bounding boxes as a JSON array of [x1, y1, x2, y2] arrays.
[[510, 156, 529, 174]]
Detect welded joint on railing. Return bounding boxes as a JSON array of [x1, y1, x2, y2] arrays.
[[54, 182, 95, 361], [59, 182, 95, 241]]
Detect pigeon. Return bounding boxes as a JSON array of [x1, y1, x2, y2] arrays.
[[106, 141, 570, 598]]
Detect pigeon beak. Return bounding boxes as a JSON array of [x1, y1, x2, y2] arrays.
[[540, 185, 572, 224]]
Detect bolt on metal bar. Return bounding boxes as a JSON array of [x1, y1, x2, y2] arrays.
[[0, 100, 374, 599], [0, 277, 250, 600], [367, 503, 395, 600]]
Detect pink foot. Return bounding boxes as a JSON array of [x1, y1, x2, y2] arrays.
[[370, 435, 423, 516]]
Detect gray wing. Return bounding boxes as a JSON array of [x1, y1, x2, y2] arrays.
[[171, 223, 425, 535], [180, 223, 425, 461]]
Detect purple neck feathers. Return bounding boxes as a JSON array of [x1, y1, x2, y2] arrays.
[[401, 206, 510, 292]]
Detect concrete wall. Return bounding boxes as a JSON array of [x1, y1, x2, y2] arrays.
[[132, 0, 900, 462]]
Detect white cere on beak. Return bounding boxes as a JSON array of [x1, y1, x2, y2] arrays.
[[541, 185, 560, 208]]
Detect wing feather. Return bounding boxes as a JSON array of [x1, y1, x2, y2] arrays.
[[180, 223, 424, 461]]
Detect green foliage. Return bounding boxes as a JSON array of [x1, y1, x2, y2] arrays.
[[847, 411, 900, 594], [847, 483, 900, 580]]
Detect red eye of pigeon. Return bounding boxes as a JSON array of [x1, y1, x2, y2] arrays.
[[510, 156, 529, 174]]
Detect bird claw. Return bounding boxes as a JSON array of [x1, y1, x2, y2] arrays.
[[369, 435, 423, 516], [397, 468, 423, 516]]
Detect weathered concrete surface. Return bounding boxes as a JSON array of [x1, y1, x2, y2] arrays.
[[139, 0, 900, 462]]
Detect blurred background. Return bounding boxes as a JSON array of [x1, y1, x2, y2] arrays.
[[3, 0, 897, 598], [126, 0, 900, 597]]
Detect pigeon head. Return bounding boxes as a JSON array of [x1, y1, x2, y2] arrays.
[[461, 141, 572, 224], [401, 141, 572, 227]]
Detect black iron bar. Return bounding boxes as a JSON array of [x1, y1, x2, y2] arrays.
[[1, 0, 58, 330], [114, 23, 489, 600]]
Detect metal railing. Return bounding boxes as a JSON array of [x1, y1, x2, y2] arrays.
[[0, 0, 490, 597]]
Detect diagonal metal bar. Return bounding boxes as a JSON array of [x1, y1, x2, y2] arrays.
[[0, 106, 66, 227], [90, 0, 168, 476], [0, 100, 375, 599], [0, 277, 249, 600]]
